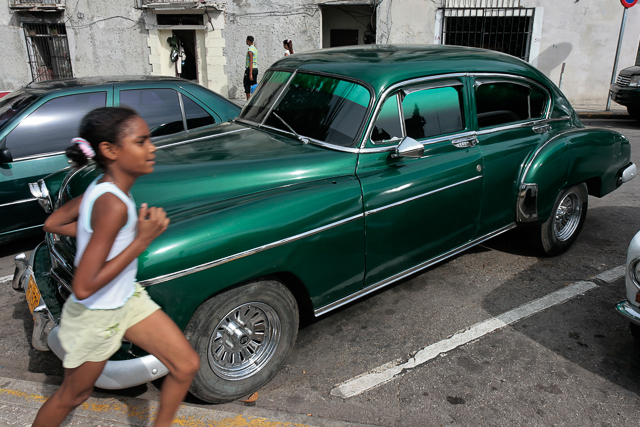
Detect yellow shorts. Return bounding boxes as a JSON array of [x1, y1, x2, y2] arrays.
[[58, 284, 160, 369]]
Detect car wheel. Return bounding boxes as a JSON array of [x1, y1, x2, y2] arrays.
[[627, 106, 640, 121], [630, 323, 640, 343], [184, 280, 299, 403], [531, 183, 588, 256]]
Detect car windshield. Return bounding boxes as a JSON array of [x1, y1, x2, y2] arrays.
[[0, 90, 39, 132], [240, 71, 371, 148]]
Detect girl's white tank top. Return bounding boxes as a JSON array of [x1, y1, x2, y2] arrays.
[[72, 177, 138, 309]]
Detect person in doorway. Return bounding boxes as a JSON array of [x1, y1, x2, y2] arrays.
[[244, 36, 258, 100], [31, 107, 200, 427], [283, 39, 294, 56]]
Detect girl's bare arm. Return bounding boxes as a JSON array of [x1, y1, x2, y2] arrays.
[[72, 194, 169, 300], [43, 196, 83, 237]]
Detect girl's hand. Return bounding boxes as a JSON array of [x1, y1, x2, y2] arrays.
[[136, 203, 170, 247]]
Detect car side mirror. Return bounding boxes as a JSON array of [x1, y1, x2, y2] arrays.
[[391, 137, 424, 159], [0, 147, 12, 164]]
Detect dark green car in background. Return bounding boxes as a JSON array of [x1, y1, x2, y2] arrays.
[[0, 76, 240, 244], [12, 45, 636, 403]]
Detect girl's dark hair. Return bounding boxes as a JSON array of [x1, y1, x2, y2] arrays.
[[65, 106, 139, 169], [283, 39, 293, 53]]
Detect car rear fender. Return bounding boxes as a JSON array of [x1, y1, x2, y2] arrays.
[[519, 129, 631, 223]]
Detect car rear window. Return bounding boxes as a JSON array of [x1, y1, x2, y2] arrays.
[[5, 91, 106, 159], [0, 90, 40, 133]]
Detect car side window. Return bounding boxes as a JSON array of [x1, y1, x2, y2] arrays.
[[401, 86, 465, 140], [371, 94, 403, 144], [475, 82, 532, 128], [182, 95, 215, 130], [120, 88, 184, 137], [5, 92, 107, 159]]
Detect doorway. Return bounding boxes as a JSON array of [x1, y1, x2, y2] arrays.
[[321, 4, 376, 48], [172, 30, 198, 82]]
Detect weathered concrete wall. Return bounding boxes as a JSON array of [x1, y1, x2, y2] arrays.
[[524, 0, 640, 106], [224, 0, 323, 99], [0, 7, 31, 90], [1, 1, 150, 91], [374, 0, 640, 106], [65, 1, 149, 77]]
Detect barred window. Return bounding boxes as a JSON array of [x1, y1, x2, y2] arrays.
[[23, 23, 73, 82], [439, 0, 535, 61]]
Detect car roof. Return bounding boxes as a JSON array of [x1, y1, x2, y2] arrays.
[[272, 45, 555, 96], [24, 75, 190, 92]]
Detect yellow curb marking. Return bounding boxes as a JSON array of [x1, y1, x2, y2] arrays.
[[1, 386, 309, 427]]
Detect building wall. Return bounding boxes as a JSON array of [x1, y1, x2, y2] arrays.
[[0, 6, 31, 90], [375, 0, 640, 105]]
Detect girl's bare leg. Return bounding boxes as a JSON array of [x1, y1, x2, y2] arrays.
[[32, 361, 106, 427], [125, 310, 200, 427]]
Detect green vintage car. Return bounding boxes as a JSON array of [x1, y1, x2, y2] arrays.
[[0, 76, 240, 244], [12, 45, 636, 403]]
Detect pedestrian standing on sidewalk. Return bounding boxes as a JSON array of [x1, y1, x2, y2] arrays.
[[244, 35, 258, 100], [283, 39, 294, 56], [32, 107, 200, 427]]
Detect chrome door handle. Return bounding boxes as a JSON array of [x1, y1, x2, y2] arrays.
[[451, 137, 478, 148], [532, 124, 550, 134]]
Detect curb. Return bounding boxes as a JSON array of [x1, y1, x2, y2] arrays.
[[0, 376, 376, 427], [577, 111, 634, 119]]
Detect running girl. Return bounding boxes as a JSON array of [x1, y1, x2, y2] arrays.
[[32, 107, 200, 427]]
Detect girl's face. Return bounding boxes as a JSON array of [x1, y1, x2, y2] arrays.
[[111, 116, 156, 177]]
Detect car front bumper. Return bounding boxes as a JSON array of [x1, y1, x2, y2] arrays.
[[609, 84, 640, 108], [12, 244, 169, 390], [615, 300, 640, 326]]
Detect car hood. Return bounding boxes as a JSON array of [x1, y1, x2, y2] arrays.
[[121, 123, 357, 218], [620, 66, 640, 77]]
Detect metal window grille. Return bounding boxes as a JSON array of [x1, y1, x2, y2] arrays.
[[439, 0, 535, 61], [23, 23, 73, 82]]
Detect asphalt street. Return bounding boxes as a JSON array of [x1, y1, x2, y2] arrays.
[[1, 118, 639, 426]]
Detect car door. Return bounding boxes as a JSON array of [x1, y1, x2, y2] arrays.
[[0, 88, 112, 241], [115, 84, 220, 141], [471, 76, 552, 236], [357, 77, 484, 288]]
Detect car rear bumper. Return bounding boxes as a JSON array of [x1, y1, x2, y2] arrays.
[[12, 245, 169, 390], [615, 300, 640, 326]]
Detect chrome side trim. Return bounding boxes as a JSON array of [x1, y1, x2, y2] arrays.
[[13, 151, 65, 162], [519, 130, 575, 185], [365, 175, 483, 216], [49, 268, 73, 293], [517, 183, 539, 222], [314, 223, 517, 317], [140, 213, 365, 287], [476, 119, 546, 135], [156, 128, 249, 150], [0, 198, 36, 207]]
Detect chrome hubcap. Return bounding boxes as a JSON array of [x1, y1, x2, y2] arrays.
[[553, 192, 582, 241], [208, 302, 280, 380]]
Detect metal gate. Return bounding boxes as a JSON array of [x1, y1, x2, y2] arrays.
[[439, 0, 535, 61], [23, 23, 73, 82]]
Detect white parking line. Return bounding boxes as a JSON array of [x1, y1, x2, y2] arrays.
[[595, 265, 626, 283], [0, 275, 12, 284], [331, 280, 599, 399]]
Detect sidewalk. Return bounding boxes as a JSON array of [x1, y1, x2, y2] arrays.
[[572, 101, 634, 120], [0, 376, 375, 427]]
